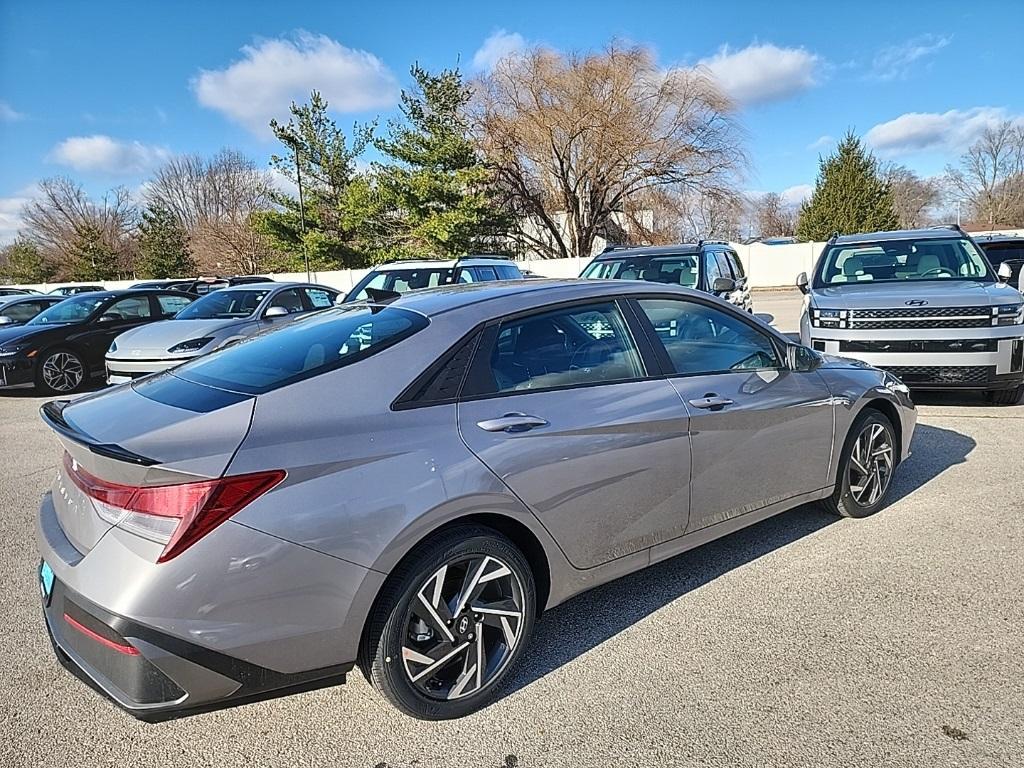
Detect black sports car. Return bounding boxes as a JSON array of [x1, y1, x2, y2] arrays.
[[0, 289, 196, 394]]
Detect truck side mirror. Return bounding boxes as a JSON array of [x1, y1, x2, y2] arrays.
[[796, 272, 809, 294]]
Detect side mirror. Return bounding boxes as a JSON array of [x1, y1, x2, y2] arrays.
[[0, 316, 14, 325], [712, 276, 736, 293], [264, 305, 289, 318], [997, 262, 1013, 283], [97, 313, 118, 323], [796, 272, 809, 294], [786, 343, 820, 372]]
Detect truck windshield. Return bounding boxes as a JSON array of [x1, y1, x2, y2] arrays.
[[817, 238, 993, 286]]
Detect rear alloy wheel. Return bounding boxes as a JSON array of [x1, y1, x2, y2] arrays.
[[361, 526, 535, 719], [985, 384, 1024, 406], [825, 410, 897, 518], [37, 349, 86, 395]]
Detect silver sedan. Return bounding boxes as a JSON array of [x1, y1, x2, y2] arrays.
[[36, 278, 915, 721]]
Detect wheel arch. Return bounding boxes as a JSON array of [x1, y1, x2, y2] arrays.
[[858, 397, 903, 466]]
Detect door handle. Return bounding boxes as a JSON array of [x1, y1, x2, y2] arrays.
[[688, 394, 734, 410], [476, 413, 549, 433]]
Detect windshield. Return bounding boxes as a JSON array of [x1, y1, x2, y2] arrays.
[[581, 255, 700, 288], [29, 294, 106, 324], [175, 289, 270, 319], [817, 238, 993, 286], [348, 268, 454, 301], [978, 241, 1024, 286], [173, 305, 428, 394]]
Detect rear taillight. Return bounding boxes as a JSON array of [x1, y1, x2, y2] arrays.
[[63, 453, 285, 563]]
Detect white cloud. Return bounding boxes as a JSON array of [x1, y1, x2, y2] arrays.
[[698, 43, 821, 107], [268, 168, 298, 197], [472, 29, 527, 72], [780, 184, 814, 207], [0, 195, 30, 244], [807, 135, 834, 151], [193, 32, 399, 136], [48, 135, 170, 175], [0, 101, 25, 122], [865, 107, 1022, 156], [871, 34, 950, 81]]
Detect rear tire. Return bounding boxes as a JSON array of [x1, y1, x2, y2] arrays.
[[824, 409, 897, 518], [359, 525, 536, 720], [35, 347, 86, 395], [985, 384, 1024, 406]]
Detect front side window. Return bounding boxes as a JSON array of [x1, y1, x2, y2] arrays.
[[637, 298, 781, 374], [727, 251, 746, 279], [174, 306, 428, 395], [176, 289, 270, 320], [496, 264, 523, 280], [817, 238, 993, 285], [29, 294, 107, 324], [1, 300, 47, 322], [267, 288, 305, 314], [103, 296, 152, 321], [703, 252, 725, 282], [581, 255, 700, 289], [471, 301, 645, 395]]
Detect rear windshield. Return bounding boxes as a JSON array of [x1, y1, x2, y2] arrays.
[[816, 237, 993, 285], [581, 255, 700, 288], [172, 305, 428, 394], [177, 289, 271, 319]]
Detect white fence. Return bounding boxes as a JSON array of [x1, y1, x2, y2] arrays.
[[14, 229, 1021, 293]]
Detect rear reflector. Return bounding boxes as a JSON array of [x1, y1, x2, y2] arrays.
[[63, 453, 285, 562], [64, 612, 140, 656]]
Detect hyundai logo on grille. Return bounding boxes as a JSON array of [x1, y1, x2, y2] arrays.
[[905, 300, 928, 306]]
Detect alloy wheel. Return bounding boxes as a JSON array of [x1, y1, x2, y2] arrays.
[[401, 555, 525, 701], [848, 422, 893, 506], [41, 352, 84, 393]]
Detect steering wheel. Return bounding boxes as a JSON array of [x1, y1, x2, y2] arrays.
[[921, 267, 955, 278], [569, 338, 615, 370]]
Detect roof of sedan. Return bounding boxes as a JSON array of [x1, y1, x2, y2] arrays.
[[377, 277, 697, 317]]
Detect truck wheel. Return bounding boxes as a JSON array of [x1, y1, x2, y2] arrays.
[[985, 384, 1024, 406]]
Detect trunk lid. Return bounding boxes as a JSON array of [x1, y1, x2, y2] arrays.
[[42, 374, 255, 554]]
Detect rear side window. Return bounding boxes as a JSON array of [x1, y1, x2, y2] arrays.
[[304, 288, 336, 308], [496, 265, 523, 280], [1, 300, 46, 322], [157, 294, 193, 317], [727, 251, 745, 279], [174, 306, 428, 394], [474, 266, 499, 281]]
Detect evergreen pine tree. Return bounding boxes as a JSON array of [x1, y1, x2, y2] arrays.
[[372, 64, 509, 259], [0, 239, 55, 283], [67, 223, 121, 281], [796, 132, 899, 241], [137, 206, 196, 278]]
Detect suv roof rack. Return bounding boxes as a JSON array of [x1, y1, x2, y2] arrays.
[[827, 231, 840, 244], [696, 239, 729, 248], [928, 223, 966, 234]]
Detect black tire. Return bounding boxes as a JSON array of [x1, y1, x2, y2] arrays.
[[985, 384, 1024, 406], [824, 409, 898, 518], [35, 347, 87, 395], [359, 525, 536, 720]]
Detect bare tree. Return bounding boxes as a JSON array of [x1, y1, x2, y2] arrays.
[[945, 121, 1024, 229], [144, 149, 277, 273], [881, 163, 940, 229], [475, 44, 745, 259], [750, 192, 798, 238], [21, 177, 138, 278]]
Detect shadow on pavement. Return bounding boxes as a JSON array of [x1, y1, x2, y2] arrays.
[[497, 421, 975, 700]]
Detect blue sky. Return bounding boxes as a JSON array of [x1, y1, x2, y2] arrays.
[[2, 0, 1022, 240]]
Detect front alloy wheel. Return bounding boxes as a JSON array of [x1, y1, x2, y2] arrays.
[[361, 526, 536, 719], [38, 349, 85, 394], [825, 409, 897, 518]]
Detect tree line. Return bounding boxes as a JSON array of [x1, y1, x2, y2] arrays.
[[3, 43, 1023, 283]]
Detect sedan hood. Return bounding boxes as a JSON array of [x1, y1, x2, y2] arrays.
[[812, 280, 1017, 310], [110, 318, 244, 357]]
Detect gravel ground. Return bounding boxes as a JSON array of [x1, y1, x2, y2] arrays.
[[2, 291, 1022, 767]]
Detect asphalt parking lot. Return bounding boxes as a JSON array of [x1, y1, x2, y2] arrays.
[[2, 290, 1022, 767]]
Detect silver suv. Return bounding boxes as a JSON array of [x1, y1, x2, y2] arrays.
[[798, 226, 1024, 404], [343, 257, 522, 302]]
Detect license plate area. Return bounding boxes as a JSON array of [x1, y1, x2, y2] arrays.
[[40, 560, 55, 604]]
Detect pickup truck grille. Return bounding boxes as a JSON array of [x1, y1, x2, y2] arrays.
[[886, 365, 994, 385], [849, 305, 991, 330]]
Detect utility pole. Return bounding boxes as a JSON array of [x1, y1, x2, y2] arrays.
[[956, 199, 962, 227]]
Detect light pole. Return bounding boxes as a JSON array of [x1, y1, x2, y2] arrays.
[[956, 199, 962, 227], [286, 135, 311, 282]]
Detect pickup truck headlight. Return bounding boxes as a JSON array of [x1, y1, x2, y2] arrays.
[[993, 304, 1023, 326], [167, 336, 215, 354], [811, 308, 848, 329]]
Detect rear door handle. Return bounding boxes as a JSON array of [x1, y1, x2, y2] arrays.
[[688, 394, 734, 410], [476, 413, 549, 433]]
